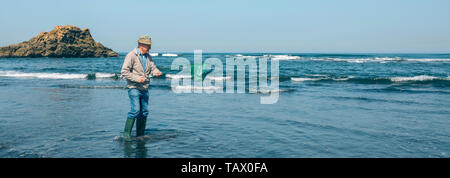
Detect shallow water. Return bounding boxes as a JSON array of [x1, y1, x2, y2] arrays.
[[0, 53, 449, 157]]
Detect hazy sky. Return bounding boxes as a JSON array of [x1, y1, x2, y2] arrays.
[[1, 0, 450, 53]]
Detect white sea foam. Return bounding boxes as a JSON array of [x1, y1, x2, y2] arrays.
[[390, 75, 441, 82], [333, 76, 355, 81], [227, 55, 449, 63], [161, 53, 178, 57], [95, 72, 116, 78], [165, 74, 192, 79], [289, 75, 449, 82], [306, 74, 329, 77], [405, 58, 450, 62], [234, 54, 258, 59], [374, 57, 403, 61], [329, 58, 372, 63], [307, 57, 404, 63], [0, 70, 117, 80], [149, 53, 159, 57], [228, 55, 449, 63], [291, 77, 325, 82], [307, 57, 450, 63], [266, 55, 301, 60], [0, 70, 86, 79]]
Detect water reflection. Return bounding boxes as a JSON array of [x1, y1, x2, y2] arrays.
[[122, 140, 148, 158], [120, 129, 187, 158]]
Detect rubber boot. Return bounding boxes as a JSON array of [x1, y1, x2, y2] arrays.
[[123, 118, 135, 142], [136, 116, 147, 137]]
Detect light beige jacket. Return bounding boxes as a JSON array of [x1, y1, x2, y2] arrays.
[[121, 48, 161, 90]]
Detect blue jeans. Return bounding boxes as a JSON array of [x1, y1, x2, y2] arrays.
[[127, 88, 149, 119]]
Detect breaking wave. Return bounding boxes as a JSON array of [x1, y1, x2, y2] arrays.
[[161, 53, 178, 57], [221, 54, 450, 63], [291, 77, 326, 82], [265, 55, 302, 60], [389, 75, 449, 82], [306, 57, 450, 63], [0, 70, 119, 80], [290, 75, 450, 84]]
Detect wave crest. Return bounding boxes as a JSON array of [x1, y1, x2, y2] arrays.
[[0, 70, 118, 80], [161, 53, 178, 57], [291, 77, 326, 82], [389, 75, 448, 82]]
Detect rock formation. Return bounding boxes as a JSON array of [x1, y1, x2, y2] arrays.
[[0, 25, 119, 58]]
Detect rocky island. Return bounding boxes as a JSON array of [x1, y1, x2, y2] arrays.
[[0, 25, 119, 58]]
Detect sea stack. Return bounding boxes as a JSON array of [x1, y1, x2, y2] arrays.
[[0, 25, 119, 58]]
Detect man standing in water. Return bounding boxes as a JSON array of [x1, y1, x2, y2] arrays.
[[121, 35, 162, 141]]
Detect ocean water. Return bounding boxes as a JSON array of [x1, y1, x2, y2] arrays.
[[0, 53, 449, 158]]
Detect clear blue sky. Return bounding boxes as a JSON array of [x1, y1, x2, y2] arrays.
[[1, 0, 450, 53]]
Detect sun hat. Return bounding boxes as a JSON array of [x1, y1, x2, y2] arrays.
[[138, 35, 152, 45]]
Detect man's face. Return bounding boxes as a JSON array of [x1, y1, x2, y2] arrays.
[[140, 44, 151, 54]]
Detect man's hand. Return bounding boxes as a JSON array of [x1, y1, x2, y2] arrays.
[[138, 77, 146, 83], [154, 71, 162, 77]]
